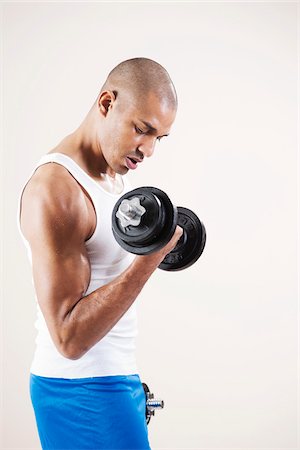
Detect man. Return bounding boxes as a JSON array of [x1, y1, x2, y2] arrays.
[[18, 57, 182, 450]]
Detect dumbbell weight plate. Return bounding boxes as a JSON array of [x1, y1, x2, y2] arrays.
[[159, 207, 206, 271], [112, 187, 178, 255], [112, 188, 163, 245]]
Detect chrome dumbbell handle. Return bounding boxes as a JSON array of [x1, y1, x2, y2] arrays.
[[146, 399, 164, 411]]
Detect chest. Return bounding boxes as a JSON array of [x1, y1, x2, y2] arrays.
[[84, 188, 129, 265]]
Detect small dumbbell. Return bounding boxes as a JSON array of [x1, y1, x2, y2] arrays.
[[142, 382, 164, 425], [111, 186, 206, 271]]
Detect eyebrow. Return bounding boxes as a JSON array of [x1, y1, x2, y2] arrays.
[[140, 120, 169, 137]]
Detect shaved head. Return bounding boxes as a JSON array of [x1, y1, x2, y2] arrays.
[[100, 57, 177, 110], [88, 57, 177, 175]]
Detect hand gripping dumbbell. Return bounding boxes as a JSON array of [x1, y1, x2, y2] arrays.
[[112, 186, 206, 271]]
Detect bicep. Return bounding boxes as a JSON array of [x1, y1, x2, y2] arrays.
[[31, 241, 91, 323], [21, 179, 91, 339]]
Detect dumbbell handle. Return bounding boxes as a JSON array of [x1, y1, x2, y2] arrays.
[[146, 398, 164, 411]]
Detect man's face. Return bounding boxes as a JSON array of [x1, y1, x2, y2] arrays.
[[98, 91, 176, 175]]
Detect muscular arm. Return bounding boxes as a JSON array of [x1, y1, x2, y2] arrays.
[[21, 165, 181, 360]]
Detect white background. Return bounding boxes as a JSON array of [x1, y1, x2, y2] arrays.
[[1, 1, 298, 449]]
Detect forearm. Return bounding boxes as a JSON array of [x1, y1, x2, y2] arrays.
[[58, 254, 160, 359]]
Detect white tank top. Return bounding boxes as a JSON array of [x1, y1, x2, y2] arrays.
[[17, 153, 138, 378]]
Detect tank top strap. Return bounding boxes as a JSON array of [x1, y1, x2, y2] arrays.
[[35, 152, 132, 198], [35, 153, 101, 196]]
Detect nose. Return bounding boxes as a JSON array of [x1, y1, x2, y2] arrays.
[[139, 137, 157, 158]]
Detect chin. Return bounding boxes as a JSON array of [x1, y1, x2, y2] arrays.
[[109, 161, 128, 176], [114, 159, 129, 175], [118, 166, 129, 176]]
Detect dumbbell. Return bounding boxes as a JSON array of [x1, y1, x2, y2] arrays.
[[142, 382, 164, 425], [111, 186, 206, 271]]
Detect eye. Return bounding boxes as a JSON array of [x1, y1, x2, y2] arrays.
[[135, 125, 146, 135]]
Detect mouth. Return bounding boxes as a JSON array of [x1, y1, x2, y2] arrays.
[[125, 156, 142, 170]]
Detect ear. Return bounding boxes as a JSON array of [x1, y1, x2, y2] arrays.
[[98, 90, 117, 116]]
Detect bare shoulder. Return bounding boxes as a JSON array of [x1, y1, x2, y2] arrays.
[[20, 163, 91, 245]]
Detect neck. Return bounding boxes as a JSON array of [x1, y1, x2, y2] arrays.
[[54, 107, 115, 178]]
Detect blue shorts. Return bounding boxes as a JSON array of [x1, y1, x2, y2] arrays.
[[30, 373, 151, 450]]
